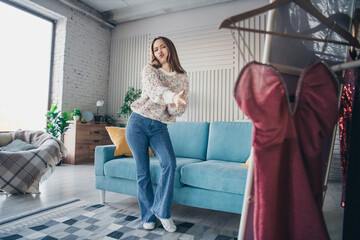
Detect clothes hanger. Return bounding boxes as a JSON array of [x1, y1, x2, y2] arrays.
[[331, 12, 360, 72], [265, 56, 360, 75], [219, 0, 360, 48], [278, 8, 360, 73], [271, 63, 302, 76]]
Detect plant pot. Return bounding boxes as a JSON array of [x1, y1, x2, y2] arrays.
[[94, 116, 101, 123], [73, 116, 80, 121]]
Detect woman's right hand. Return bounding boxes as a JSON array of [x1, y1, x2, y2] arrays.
[[172, 90, 187, 107]]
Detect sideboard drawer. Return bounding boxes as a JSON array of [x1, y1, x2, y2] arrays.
[[89, 131, 103, 140], [63, 121, 112, 164]]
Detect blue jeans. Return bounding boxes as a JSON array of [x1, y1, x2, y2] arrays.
[[126, 112, 176, 223]]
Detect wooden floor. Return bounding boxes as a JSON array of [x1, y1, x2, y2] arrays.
[[0, 163, 343, 239]]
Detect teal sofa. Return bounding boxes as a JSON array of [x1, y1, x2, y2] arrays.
[[95, 121, 252, 214]]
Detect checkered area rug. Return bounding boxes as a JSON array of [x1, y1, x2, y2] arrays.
[[0, 200, 238, 240]]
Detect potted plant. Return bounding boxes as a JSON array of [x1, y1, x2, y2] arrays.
[[117, 87, 142, 125], [104, 114, 116, 126], [45, 104, 71, 140], [45, 104, 71, 166], [95, 100, 104, 122], [71, 108, 82, 121]]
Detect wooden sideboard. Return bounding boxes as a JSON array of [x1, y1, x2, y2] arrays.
[[63, 121, 112, 164]]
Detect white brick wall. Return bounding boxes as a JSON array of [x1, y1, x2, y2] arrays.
[[51, 17, 66, 110], [30, 0, 111, 116]]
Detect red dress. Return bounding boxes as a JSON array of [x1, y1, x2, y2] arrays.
[[234, 61, 339, 240]]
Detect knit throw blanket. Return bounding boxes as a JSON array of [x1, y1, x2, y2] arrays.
[[0, 130, 67, 194]]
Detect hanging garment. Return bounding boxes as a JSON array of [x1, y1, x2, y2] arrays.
[[234, 61, 339, 240], [339, 53, 357, 207], [342, 56, 360, 239]]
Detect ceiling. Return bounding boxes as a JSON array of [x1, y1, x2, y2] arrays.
[[79, 0, 238, 24]]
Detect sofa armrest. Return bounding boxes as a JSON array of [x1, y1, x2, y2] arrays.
[[95, 145, 116, 176]]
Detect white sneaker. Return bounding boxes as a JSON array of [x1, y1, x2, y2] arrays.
[[143, 222, 155, 230], [158, 217, 176, 232]]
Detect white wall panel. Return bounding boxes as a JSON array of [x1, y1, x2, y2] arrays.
[[108, 34, 149, 121]]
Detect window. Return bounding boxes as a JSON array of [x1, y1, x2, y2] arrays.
[[0, 1, 53, 131]]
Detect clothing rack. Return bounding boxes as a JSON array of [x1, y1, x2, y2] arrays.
[[332, 59, 360, 71], [219, 0, 360, 48], [268, 60, 360, 76], [220, 1, 359, 239]]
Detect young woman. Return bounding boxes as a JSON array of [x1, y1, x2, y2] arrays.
[[126, 36, 189, 232]]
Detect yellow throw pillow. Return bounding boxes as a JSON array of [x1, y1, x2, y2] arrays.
[[241, 150, 253, 167], [241, 158, 250, 167], [105, 127, 154, 157]]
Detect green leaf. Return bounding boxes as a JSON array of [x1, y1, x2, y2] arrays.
[[50, 104, 58, 112], [117, 87, 141, 119], [62, 112, 71, 121]]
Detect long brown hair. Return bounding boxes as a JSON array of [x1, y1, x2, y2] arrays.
[[150, 36, 186, 74]]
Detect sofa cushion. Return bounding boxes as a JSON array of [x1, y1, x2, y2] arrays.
[[207, 121, 252, 163], [168, 122, 209, 160], [180, 160, 248, 195], [104, 157, 202, 187], [0, 138, 37, 152], [105, 127, 154, 157], [0, 132, 13, 147]]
